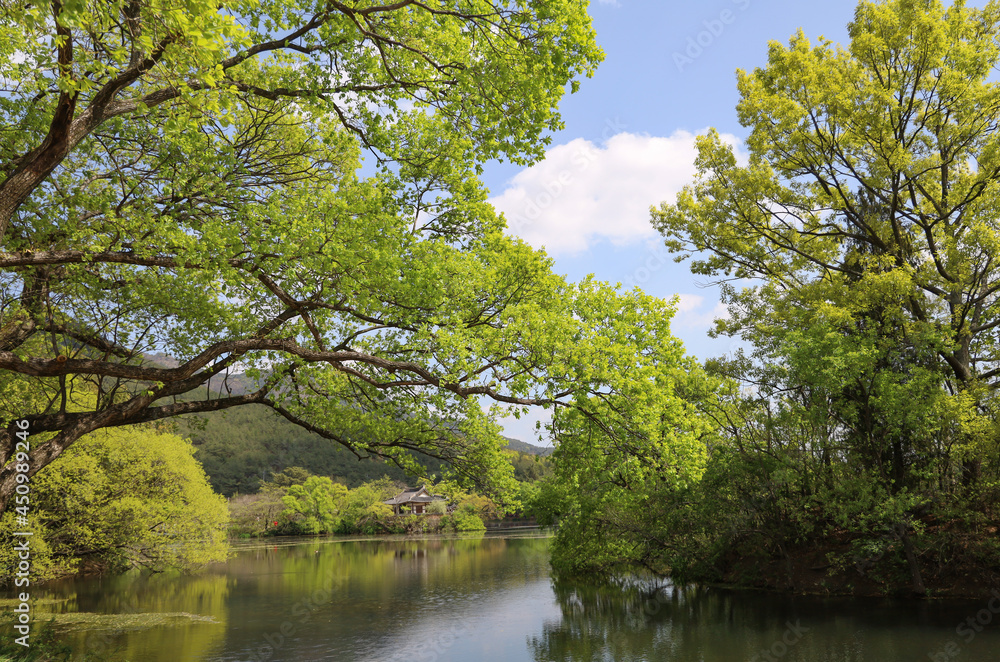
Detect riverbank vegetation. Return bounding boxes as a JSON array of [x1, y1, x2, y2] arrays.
[[176, 403, 449, 496], [0, 426, 227, 583], [0, 421, 545, 585], [174, 400, 550, 497], [541, 0, 1000, 598], [225, 459, 547, 539]]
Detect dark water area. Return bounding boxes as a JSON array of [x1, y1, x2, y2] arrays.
[[5, 531, 1000, 661]]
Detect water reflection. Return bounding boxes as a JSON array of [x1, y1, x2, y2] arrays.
[[32, 570, 231, 661], [532, 577, 1000, 662], [8, 534, 1000, 662], [217, 534, 551, 662], [9, 533, 556, 661]]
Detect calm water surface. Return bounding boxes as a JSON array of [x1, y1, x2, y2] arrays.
[[10, 531, 1000, 661]]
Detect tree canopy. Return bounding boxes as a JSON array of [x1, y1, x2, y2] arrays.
[[643, 0, 1000, 595], [0, 0, 711, 515], [0, 0, 601, 237], [281, 475, 349, 534], [538, 298, 721, 577], [653, 0, 1000, 486]]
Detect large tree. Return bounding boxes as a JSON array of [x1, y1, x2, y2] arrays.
[[0, 0, 632, 510], [653, 0, 1000, 488]]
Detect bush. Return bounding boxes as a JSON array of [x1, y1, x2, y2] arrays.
[[1, 426, 228, 582], [280, 476, 348, 534], [443, 503, 487, 531], [336, 478, 396, 534]]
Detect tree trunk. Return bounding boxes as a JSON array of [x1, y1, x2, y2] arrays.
[[896, 523, 926, 597], [961, 458, 982, 488]]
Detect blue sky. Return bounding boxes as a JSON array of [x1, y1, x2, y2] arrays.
[[485, 0, 860, 443]]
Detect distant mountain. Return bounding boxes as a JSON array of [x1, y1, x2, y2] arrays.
[[143, 353, 263, 396], [177, 404, 447, 496], [180, 408, 552, 496], [144, 352, 179, 368], [145, 354, 554, 487], [504, 437, 553, 456]]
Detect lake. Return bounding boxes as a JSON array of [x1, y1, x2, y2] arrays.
[[8, 531, 1000, 661]]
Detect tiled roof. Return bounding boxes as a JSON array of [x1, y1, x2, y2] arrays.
[[384, 485, 447, 505]]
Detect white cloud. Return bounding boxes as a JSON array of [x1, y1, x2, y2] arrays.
[[490, 130, 743, 257], [675, 293, 705, 314], [673, 293, 731, 331]]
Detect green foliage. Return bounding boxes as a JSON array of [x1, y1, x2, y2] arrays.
[[280, 476, 348, 535], [431, 486, 492, 531], [506, 449, 554, 482], [428, 480, 500, 518], [336, 477, 397, 534], [528, 477, 574, 527], [266, 466, 313, 489], [539, 0, 1000, 594], [0, 0, 613, 516], [619, 0, 1000, 594], [514, 481, 541, 519], [258, 473, 504, 536], [539, 296, 724, 575], [442, 504, 487, 532], [273, 476, 408, 536], [652, 0, 1000, 486], [179, 404, 546, 499], [0, 426, 228, 582]]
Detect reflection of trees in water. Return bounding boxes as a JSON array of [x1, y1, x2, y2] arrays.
[[228, 535, 552, 656], [37, 571, 231, 661], [529, 577, 699, 662], [529, 578, 980, 662], [37, 536, 553, 660], [534, 578, 807, 661]]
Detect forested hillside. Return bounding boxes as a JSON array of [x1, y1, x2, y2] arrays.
[[177, 403, 549, 496]]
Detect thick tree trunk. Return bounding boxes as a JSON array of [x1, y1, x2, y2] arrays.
[[896, 523, 926, 597]]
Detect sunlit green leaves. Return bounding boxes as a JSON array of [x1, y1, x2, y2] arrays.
[[0, 0, 614, 514], [0, 426, 228, 578], [654, 0, 1000, 396], [644, 0, 1000, 589]]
